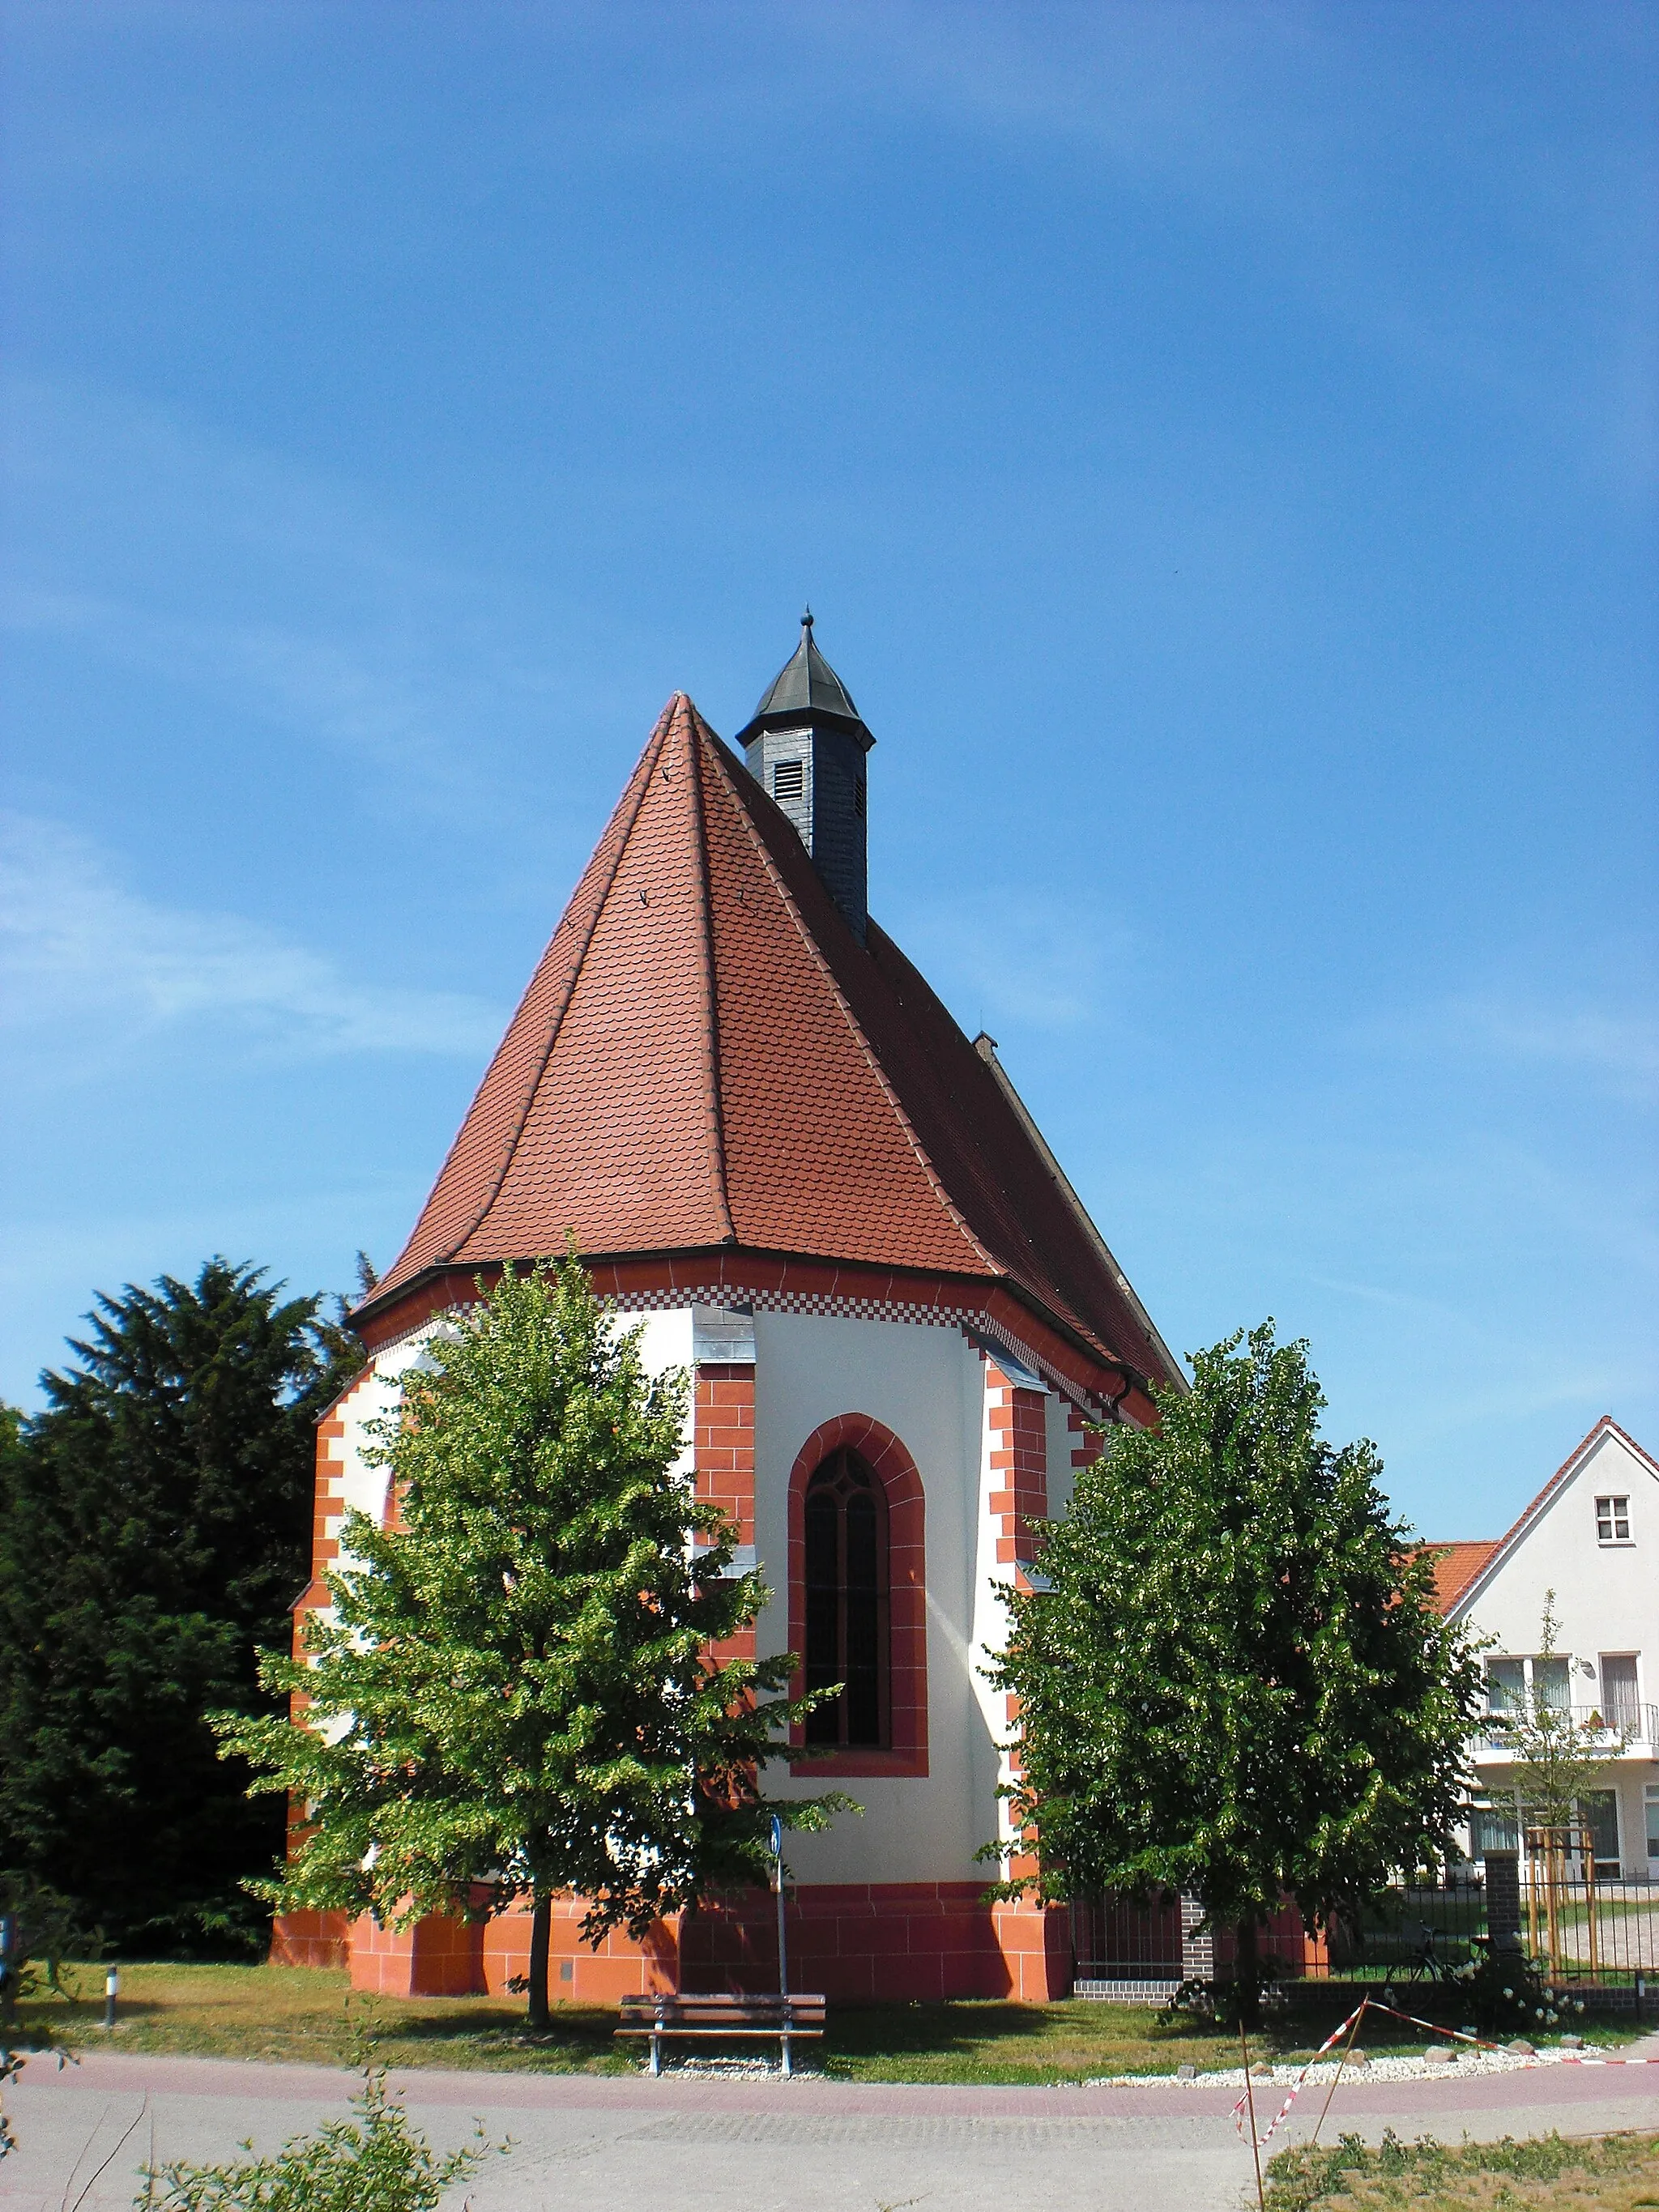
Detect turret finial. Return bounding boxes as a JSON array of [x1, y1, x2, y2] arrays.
[[801, 606, 813, 636]]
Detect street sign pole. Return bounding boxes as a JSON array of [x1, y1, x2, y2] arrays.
[[770, 1813, 792, 2078], [770, 1813, 787, 1999]]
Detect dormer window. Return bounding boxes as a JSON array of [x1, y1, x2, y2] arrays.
[[1597, 1494, 1631, 1544], [772, 758, 804, 804]]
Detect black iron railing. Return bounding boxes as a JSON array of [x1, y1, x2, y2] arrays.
[[1069, 1873, 1659, 1992]]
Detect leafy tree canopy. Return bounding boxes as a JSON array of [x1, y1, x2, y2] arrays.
[[986, 1321, 1484, 2006], [221, 1251, 850, 2028], [0, 1260, 361, 1950]]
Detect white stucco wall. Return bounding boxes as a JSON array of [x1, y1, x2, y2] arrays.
[[1456, 1425, 1659, 1878], [326, 1300, 1064, 1890], [1044, 1390, 1078, 1521], [748, 1309, 1004, 1886]]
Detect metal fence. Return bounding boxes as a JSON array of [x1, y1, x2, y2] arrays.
[[1068, 1890, 1185, 1986], [1070, 1869, 1659, 1996]]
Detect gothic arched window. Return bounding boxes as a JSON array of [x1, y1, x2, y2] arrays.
[[803, 1447, 889, 1747]]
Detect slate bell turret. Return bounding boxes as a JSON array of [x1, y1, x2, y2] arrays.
[[736, 611, 874, 944]]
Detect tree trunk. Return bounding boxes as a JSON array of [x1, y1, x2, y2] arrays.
[[527, 1891, 552, 2032], [1235, 1915, 1261, 2031]]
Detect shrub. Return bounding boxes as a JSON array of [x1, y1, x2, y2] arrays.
[[137, 2065, 509, 2211], [0, 1873, 85, 2158]]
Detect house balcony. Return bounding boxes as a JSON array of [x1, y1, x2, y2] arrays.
[[1472, 1704, 1659, 1763]]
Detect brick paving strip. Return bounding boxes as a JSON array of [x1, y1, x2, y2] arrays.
[[4, 2047, 1657, 2212], [8, 2043, 1659, 2119]]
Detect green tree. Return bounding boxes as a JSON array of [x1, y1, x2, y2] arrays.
[[220, 1252, 849, 2030], [0, 1262, 361, 1950], [984, 1321, 1484, 2022]]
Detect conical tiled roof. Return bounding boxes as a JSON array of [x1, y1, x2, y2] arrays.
[[365, 694, 1174, 1387]]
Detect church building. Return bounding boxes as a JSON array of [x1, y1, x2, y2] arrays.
[[276, 620, 1181, 2005]]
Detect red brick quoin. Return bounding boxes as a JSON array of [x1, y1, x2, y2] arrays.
[[695, 1359, 757, 1664], [786, 1412, 927, 1779]]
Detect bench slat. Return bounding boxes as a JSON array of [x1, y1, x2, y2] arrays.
[[616, 2002, 826, 2015], [616, 2012, 825, 2026], [619, 2017, 827, 2026], [615, 2027, 824, 2039], [618, 1997, 825, 2018], [619, 2017, 831, 2026], [618, 1993, 827, 2002]]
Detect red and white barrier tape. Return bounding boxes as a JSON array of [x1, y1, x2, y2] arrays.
[[1234, 1998, 1659, 2149], [1232, 2002, 1367, 2146], [1363, 2002, 1659, 2064]]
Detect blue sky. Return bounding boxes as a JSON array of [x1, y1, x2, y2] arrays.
[[2, 2, 1654, 1536]]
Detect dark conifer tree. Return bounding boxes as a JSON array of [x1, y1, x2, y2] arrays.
[[0, 1261, 361, 1950]]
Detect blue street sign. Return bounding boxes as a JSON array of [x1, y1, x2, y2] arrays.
[[770, 1813, 783, 1860]]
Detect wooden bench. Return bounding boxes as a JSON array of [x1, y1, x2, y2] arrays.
[[616, 1991, 826, 2077]]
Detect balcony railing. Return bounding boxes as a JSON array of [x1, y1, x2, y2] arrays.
[[1473, 1703, 1657, 1757]]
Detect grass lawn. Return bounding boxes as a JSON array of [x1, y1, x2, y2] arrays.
[[12, 1964, 1650, 2085], [1264, 2129, 1659, 2210]]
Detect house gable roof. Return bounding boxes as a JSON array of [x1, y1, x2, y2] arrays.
[[362, 694, 1177, 1388], [1429, 1416, 1659, 1622], [1422, 1541, 1501, 1613]]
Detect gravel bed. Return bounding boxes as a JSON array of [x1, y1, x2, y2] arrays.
[[1085, 2044, 1613, 2087], [653, 2056, 815, 2079], [641, 2043, 1622, 2085]]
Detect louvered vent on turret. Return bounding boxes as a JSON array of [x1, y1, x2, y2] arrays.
[[736, 612, 874, 944]]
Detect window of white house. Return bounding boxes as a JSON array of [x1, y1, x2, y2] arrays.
[[1534, 1656, 1572, 1711], [1486, 1654, 1576, 1715], [1580, 1788, 1621, 1878], [1469, 1792, 1520, 1856], [1596, 1494, 1631, 1543], [1600, 1654, 1640, 1733], [1485, 1659, 1526, 1712], [1646, 1784, 1659, 1869]]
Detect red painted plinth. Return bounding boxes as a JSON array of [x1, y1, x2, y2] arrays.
[[347, 1907, 488, 1997], [269, 1910, 351, 1971], [290, 1886, 1071, 2004]]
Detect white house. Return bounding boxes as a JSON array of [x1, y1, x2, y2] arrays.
[[1432, 1417, 1659, 1884]]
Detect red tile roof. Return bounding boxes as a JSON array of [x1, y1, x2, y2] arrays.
[[365, 695, 1176, 1387], [1419, 1541, 1500, 1614]]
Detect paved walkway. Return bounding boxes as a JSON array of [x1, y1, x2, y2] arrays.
[[2, 2048, 1656, 2211]]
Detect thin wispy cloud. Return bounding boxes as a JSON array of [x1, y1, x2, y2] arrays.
[[791, 3, 1658, 489], [2, 581, 473, 776], [891, 889, 1132, 1033], [0, 379, 621, 811], [1348, 991, 1659, 1098], [0, 812, 503, 1066]]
